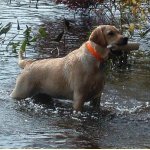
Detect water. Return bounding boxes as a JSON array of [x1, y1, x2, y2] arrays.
[[0, 0, 150, 148]]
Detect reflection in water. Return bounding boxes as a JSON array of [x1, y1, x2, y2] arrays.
[[0, 0, 150, 149]]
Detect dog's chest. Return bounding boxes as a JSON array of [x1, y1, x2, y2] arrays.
[[85, 72, 105, 98]]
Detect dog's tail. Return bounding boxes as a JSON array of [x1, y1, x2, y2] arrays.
[[18, 51, 35, 69]]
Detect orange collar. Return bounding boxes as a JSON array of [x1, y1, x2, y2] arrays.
[[86, 41, 104, 62]]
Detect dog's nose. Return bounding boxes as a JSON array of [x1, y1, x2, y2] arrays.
[[118, 37, 128, 45], [122, 37, 128, 45]]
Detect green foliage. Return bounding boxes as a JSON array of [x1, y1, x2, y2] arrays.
[[9, 42, 20, 53], [20, 39, 27, 52], [1, 0, 149, 54], [23, 25, 32, 44], [30, 37, 37, 42], [38, 27, 47, 38], [18, 26, 47, 52], [0, 21, 48, 53], [54, 0, 149, 37], [8, 25, 47, 53], [119, 0, 149, 37], [140, 28, 150, 38], [0, 22, 12, 36]]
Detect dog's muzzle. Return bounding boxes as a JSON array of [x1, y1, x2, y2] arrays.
[[107, 37, 128, 56], [118, 37, 128, 45]]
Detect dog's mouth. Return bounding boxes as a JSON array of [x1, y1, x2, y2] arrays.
[[107, 37, 128, 56]]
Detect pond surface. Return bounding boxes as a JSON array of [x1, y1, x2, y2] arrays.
[[0, 0, 150, 148]]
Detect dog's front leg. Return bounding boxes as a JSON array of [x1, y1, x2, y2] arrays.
[[73, 91, 85, 112]]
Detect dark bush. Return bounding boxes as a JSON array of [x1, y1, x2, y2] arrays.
[[54, 0, 104, 11]]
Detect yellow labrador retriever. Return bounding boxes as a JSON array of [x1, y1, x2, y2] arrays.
[[11, 25, 128, 111]]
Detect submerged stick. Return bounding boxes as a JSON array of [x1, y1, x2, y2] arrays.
[[107, 42, 140, 52]]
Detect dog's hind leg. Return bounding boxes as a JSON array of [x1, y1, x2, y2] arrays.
[[10, 73, 35, 100]]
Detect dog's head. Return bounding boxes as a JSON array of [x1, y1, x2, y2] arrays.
[[89, 25, 128, 59], [89, 25, 128, 48]]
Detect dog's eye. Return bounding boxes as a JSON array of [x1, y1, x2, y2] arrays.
[[108, 31, 115, 36]]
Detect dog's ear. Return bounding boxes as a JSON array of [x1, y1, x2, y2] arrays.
[[89, 26, 107, 47]]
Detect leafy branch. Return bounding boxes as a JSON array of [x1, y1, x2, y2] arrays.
[[0, 20, 48, 53], [0, 22, 12, 44]]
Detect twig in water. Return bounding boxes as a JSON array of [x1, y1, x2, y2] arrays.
[[6, 33, 19, 51], [53, 30, 64, 42], [50, 47, 60, 56], [56, 47, 60, 56]]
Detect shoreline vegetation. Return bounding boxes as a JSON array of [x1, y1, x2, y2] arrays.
[[0, 0, 149, 69]]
